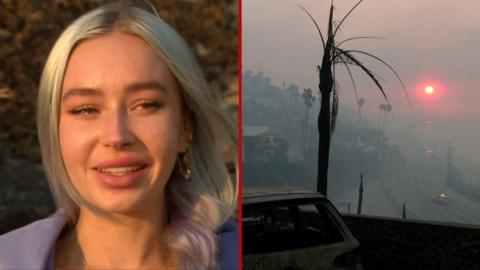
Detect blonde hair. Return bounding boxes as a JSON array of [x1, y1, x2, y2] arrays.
[[36, 2, 237, 269]]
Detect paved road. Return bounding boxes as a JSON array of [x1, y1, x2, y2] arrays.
[[335, 156, 480, 225]]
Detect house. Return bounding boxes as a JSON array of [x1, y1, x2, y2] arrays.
[[242, 126, 288, 163]]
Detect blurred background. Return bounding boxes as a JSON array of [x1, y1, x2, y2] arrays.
[[0, 0, 238, 234]]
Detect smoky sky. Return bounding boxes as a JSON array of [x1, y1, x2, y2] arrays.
[[243, 0, 480, 164]]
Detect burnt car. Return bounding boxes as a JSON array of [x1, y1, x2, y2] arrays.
[[243, 188, 363, 270]]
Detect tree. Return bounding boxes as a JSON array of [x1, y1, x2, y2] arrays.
[[382, 104, 392, 132], [299, 0, 407, 195], [357, 97, 364, 120], [378, 103, 392, 132], [286, 83, 299, 108]]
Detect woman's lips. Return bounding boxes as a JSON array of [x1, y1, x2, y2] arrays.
[[94, 157, 149, 169], [94, 164, 149, 189]]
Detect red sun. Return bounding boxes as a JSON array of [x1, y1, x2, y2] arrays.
[[424, 85, 435, 95]]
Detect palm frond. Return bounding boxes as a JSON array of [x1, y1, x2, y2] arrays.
[[337, 36, 385, 48], [298, 4, 326, 50], [333, 20, 342, 34], [337, 57, 362, 117], [335, 57, 387, 82], [344, 49, 426, 124], [336, 48, 389, 103], [333, 0, 365, 38]]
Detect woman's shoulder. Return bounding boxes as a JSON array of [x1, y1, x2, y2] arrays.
[[217, 219, 239, 270], [0, 209, 67, 270], [218, 218, 238, 244]]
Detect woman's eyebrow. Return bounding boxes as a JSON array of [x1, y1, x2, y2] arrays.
[[126, 81, 168, 94], [62, 88, 102, 102], [61, 81, 168, 102]]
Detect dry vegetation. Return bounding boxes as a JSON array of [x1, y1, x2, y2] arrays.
[[0, 0, 238, 163]]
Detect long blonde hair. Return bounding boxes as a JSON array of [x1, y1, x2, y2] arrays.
[[36, 2, 237, 269]]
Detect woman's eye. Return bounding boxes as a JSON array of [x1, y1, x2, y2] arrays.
[[68, 107, 99, 116], [133, 101, 162, 111]]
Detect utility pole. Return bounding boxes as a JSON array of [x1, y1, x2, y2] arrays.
[[402, 201, 406, 219], [357, 173, 364, 215]]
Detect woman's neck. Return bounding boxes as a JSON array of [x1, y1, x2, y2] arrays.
[[55, 206, 177, 269]]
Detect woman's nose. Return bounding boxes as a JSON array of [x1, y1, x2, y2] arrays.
[[100, 110, 134, 149]]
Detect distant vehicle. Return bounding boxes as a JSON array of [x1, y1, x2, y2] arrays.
[[425, 149, 437, 159], [432, 193, 449, 205], [243, 187, 363, 270]]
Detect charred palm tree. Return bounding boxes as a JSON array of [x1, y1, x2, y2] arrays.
[[299, 0, 412, 195]]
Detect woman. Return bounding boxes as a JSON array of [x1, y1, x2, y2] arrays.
[[0, 2, 238, 269]]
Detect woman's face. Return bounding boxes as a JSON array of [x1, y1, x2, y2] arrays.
[[59, 32, 189, 215]]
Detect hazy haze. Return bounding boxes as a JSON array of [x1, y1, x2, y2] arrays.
[[243, 0, 480, 165]]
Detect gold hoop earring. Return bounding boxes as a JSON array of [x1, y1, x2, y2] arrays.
[[177, 143, 191, 180]]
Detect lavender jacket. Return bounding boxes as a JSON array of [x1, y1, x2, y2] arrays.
[[0, 210, 238, 270]]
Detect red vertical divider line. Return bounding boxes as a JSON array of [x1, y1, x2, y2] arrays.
[[237, 0, 243, 269]]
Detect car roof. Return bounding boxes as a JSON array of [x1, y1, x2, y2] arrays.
[[243, 186, 328, 205]]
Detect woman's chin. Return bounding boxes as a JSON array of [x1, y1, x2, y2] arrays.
[[87, 190, 150, 215], [97, 201, 142, 216], [86, 186, 165, 217]]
